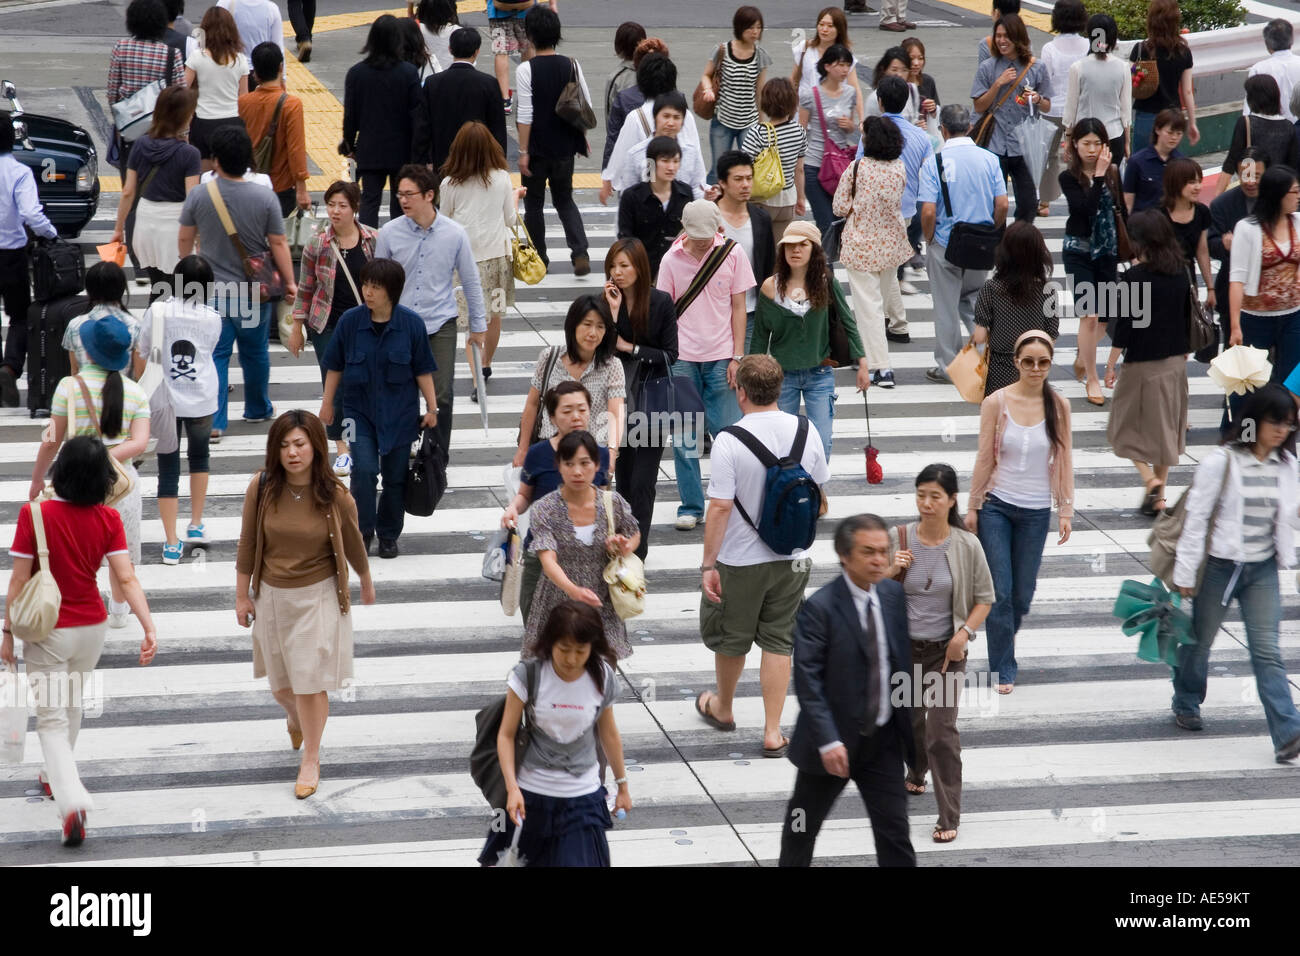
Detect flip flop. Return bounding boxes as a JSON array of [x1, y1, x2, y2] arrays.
[[905, 780, 926, 794], [763, 737, 789, 758], [933, 825, 958, 843], [695, 691, 736, 732], [995, 683, 1014, 695]]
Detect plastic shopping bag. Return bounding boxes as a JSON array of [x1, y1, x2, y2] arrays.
[[0, 665, 29, 765]]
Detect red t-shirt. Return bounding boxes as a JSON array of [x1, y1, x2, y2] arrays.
[[9, 498, 128, 628]]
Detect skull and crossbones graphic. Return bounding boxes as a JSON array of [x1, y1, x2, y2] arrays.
[[170, 340, 197, 381]]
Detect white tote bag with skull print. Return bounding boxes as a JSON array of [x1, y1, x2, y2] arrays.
[[140, 302, 179, 457]]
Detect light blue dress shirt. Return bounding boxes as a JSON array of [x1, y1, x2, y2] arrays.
[[374, 212, 487, 335], [916, 137, 1007, 249], [0, 154, 57, 250], [855, 113, 934, 218]]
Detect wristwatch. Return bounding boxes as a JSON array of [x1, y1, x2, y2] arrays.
[[958, 624, 976, 641], [731, 354, 743, 362]]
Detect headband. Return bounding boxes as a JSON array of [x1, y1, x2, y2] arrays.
[[1013, 329, 1055, 352]]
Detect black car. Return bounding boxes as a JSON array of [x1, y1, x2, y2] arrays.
[[3, 80, 100, 238]]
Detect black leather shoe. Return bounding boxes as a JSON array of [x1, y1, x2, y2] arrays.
[[573, 255, 591, 276], [0, 366, 18, 407], [1174, 712, 1204, 732], [886, 331, 911, 344], [1276, 732, 1300, 763], [378, 538, 399, 559]]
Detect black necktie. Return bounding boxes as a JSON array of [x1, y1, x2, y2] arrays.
[[861, 594, 881, 737]]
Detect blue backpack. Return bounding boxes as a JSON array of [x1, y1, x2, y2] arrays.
[[722, 416, 823, 555]]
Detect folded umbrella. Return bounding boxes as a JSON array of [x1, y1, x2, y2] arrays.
[[469, 341, 490, 436], [1112, 577, 1194, 669], [863, 392, 882, 484]]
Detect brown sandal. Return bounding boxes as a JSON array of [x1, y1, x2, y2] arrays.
[[933, 824, 958, 843], [905, 780, 926, 794]]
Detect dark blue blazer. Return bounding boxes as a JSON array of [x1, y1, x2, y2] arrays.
[[788, 574, 915, 775]]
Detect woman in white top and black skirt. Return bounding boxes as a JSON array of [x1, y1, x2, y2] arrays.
[[482, 600, 633, 866]]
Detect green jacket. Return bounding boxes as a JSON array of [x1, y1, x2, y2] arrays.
[[750, 277, 864, 370]]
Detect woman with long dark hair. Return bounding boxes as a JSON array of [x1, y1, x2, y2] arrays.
[[790, 7, 863, 112], [1129, 0, 1198, 150], [481, 600, 632, 867], [886, 463, 994, 844], [1104, 209, 1191, 517], [235, 410, 374, 799], [34, 265, 150, 628], [513, 295, 626, 471], [972, 222, 1057, 395], [751, 221, 869, 461], [971, 14, 1052, 222], [522, 430, 640, 661], [440, 121, 521, 394], [1059, 117, 1123, 405], [1172, 383, 1300, 763], [1062, 14, 1130, 161], [1228, 164, 1300, 400], [967, 330, 1074, 694], [399, 16, 437, 80], [604, 238, 677, 560], [4, 437, 158, 847], [343, 14, 423, 226], [414, 0, 458, 72], [183, 5, 247, 172]]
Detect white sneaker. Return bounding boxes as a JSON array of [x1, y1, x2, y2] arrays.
[[675, 515, 698, 531], [108, 613, 130, 629], [333, 453, 352, 477], [899, 280, 919, 295]]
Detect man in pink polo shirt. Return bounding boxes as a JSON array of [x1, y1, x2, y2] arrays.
[[656, 199, 755, 531]]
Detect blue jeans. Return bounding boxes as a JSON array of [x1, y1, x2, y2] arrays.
[[744, 310, 755, 353], [671, 358, 740, 519], [777, 365, 835, 460], [212, 299, 272, 431], [707, 119, 747, 184], [1132, 110, 1155, 152], [348, 414, 409, 541], [1173, 556, 1300, 751], [804, 164, 835, 234], [977, 493, 1051, 686], [1224, 309, 1300, 430], [307, 325, 344, 442]]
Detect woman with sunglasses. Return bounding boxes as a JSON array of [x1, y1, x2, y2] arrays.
[[967, 330, 1074, 694], [1172, 383, 1300, 764]]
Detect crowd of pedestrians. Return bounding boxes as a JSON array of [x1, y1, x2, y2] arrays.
[[6, 0, 1300, 867]]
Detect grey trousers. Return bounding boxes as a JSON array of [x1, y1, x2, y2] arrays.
[[927, 240, 987, 370]]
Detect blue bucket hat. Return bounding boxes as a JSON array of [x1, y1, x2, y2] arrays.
[[79, 315, 132, 372]]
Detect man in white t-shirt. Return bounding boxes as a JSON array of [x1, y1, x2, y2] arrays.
[[694, 354, 830, 757], [217, 0, 283, 85]]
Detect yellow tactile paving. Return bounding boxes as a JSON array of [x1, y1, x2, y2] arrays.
[[935, 0, 1052, 34], [285, 1, 485, 37]]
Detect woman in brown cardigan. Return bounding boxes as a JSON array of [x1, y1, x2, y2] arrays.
[[236, 410, 374, 799]]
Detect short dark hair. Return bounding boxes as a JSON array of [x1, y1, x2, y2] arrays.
[[1151, 107, 1187, 143], [872, 46, 909, 87], [760, 76, 797, 121], [1239, 146, 1271, 171], [816, 43, 853, 79], [161, 0, 183, 20], [1230, 382, 1299, 455], [875, 74, 909, 114], [85, 261, 128, 308], [324, 180, 361, 211], [51, 436, 118, 506], [448, 25, 480, 58], [635, 53, 677, 99], [251, 41, 283, 82], [173, 254, 213, 303], [0, 117, 14, 154], [645, 135, 682, 163], [563, 295, 615, 365], [1246, 74, 1283, 117], [544, 380, 592, 418], [733, 5, 763, 39], [716, 149, 754, 183], [556, 428, 600, 464], [833, 514, 888, 556], [614, 21, 646, 60], [1051, 0, 1086, 34], [125, 0, 168, 41], [1162, 156, 1203, 212], [523, 4, 561, 49], [653, 90, 688, 119], [860, 115, 904, 161], [992, 0, 1020, 15], [1087, 13, 1118, 57], [210, 125, 253, 176], [533, 599, 615, 694], [397, 162, 438, 195], [359, 257, 406, 307], [1264, 17, 1294, 53]]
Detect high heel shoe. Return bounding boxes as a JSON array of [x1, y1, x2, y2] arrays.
[[1072, 359, 1087, 383], [287, 720, 303, 751], [1085, 381, 1106, 406], [295, 761, 319, 799]]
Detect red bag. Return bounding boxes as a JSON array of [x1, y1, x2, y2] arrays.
[[813, 86, 855, 195]]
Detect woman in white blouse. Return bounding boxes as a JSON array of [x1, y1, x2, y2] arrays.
[[439, 121, 523, 396], [413, 0, 456, 72], [184, 6, 248, 173], [1062, 14, 1132, 164], [1037, 0, 1090, 216]]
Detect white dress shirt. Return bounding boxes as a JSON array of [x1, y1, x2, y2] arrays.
[[1246, 50, 1300, 123], [820, 573, 891, 755]]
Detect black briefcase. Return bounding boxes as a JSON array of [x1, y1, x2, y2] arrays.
[[404, 426, 448, 517]]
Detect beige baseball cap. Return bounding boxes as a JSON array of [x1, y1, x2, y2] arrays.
[[681, 199, 722, 239]]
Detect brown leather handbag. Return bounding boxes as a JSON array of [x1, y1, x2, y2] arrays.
[[692, 44, 725, 120]]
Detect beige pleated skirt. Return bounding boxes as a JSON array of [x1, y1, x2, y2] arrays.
[[1108, 353, 1189, 466], [252, 577, 353, 694]]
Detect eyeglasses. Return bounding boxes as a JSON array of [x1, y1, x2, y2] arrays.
[[396, 190, 426, 199], [1017, 357, 1053, 371], [1263, 419, 1299, 432]]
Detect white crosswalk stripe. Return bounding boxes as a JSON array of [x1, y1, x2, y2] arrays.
[[3, 203, 1297, 868]]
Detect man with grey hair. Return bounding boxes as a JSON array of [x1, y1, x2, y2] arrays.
[[1247, 19, 1300, 124], [916, 104, 1008, 383]]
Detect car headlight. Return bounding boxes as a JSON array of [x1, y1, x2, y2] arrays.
[[75, 155, 96, 193]]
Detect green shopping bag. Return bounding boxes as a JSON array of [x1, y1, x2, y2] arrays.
[[1113, 578, 1195, 668]]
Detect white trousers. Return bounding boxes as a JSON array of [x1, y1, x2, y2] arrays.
[[845, 264, 905, 371]]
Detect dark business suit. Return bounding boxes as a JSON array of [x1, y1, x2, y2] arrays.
[[343, 59, 422, 226], [746, 202, 776, 287], [1207, 186, 1254, 345], [779, 574, 917, 867], [412, 61, 509, 174]]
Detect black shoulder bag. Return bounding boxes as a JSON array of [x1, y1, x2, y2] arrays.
[[936, 151, 1003, 271]]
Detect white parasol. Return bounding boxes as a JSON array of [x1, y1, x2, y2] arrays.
[[1208, 345, 1272, 396], [469, 341, 490, 436]]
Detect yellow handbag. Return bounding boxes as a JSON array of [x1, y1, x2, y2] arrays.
[[750, 123, 786, 201], [945, 338, 988, 404], [510, 220, 547, 285]]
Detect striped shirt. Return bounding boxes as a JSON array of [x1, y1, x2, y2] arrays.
[[741, 119, 807, 200], [1237, 447, 1281, 561], [714, 42, 773, 130]]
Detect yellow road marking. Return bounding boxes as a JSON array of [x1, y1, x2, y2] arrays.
[[285, 1, 485, 37], [926, 0, 1052, 34]]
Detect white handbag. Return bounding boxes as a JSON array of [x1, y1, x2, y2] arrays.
[[601, 490, 645, 619], [139, 302, 178, 456], [8, 495, 62, 645], [286, 206, 322, 257]]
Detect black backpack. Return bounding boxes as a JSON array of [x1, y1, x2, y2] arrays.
[[404, 426, 448, 517], [30, 237, 85, 303], [470, 660, 539, 812]]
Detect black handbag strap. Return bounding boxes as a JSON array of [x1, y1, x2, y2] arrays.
[[674, 238, 736, 317], [935, 151, 954, 219]]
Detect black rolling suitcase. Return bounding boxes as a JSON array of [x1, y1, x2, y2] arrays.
[[25, 295, 89, 417]]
